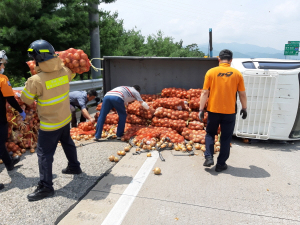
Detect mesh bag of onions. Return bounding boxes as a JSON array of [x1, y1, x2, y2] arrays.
[[26, 48, 91, 75], [141, 94, 160, 102], [152, 98, 188, 111], [161, 88, 187, 99], [126, 101, 155, 119], [154, 107, 189, 120]]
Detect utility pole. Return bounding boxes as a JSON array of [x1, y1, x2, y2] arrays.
[[209, 28, 213, 58], [89, 2, 101, 79]]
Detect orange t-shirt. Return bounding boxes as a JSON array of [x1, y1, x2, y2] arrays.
[[0, 74, 14, 97], [203, 63, 245, 114]]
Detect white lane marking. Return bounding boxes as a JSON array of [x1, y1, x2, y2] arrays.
[[101, 151, 159, 225]]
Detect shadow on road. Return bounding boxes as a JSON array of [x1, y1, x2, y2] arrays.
[[205, 165, 270, 178], [231, 136, 300, 152]]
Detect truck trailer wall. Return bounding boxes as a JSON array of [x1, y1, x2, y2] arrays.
[[103, 57, 219, 94]]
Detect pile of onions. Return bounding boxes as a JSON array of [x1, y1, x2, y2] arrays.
[[141, 94, 160, 102], [5, 91, 39, 155], [127, 101, 155, 119], [78, 121, 94, 131], [161, 88, 187, 99], [154, 107, 189, 120], [126, 114, 147, 125], [186, 89, 202, 99], [152, 98, 188, 111], [188, 121, 204, 130]]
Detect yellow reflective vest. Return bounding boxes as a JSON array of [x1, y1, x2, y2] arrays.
[[21, 57, 76, 131]]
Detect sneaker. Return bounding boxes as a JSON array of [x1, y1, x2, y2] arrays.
[[215, 163, 228, 172], [6, 155, 20, 171], [27, 184, 54, 201], [203, 156, 214, 167], [117, 137, 121, 140], [62, 166, 82, 175]]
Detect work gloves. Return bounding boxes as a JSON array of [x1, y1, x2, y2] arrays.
[[141, 102, 149, 110], [20, 110, 26, 121], [240, 108, 247, 119], [199, 110, 204, 122]]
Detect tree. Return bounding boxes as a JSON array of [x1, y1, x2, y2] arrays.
[[99, 11, 144, 57], [0, 0, 115, 85]]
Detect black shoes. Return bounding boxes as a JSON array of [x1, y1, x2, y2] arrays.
[[62, 166, 82, 175], [27, 184, 54, 201], [215, 163, 228, 172], [0, 183, 4, 190], [6, 155, 20, 171], [203, 157, 214, 167]]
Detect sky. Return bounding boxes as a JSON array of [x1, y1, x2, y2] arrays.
[[100, 0, 300, 51]]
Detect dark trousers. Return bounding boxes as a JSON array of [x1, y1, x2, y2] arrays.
[[0, 123, 13, 168], [70, 105, 87, 127], [204, 112, 236, 166], [37, 124, 80, 190], [95, 96, 127, 139]]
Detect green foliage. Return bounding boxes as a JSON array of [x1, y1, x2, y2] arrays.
[[0, 0, 115, 80]]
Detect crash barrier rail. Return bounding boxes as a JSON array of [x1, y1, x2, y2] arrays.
[[13, 79, 103, 106]]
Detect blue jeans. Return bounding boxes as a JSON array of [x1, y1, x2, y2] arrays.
[[95, 96, 127, 138], [204, 112, 236, 166]]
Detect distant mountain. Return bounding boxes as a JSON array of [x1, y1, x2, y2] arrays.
[[197, 42, 299, 59]]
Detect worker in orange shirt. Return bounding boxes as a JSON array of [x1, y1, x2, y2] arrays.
[[199, 49, 247, 172], [0, 50, 26, 190]]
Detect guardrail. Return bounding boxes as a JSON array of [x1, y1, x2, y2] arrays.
[[13, 79, 103, 106]]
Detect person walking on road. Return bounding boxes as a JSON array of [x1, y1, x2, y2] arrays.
[[199, 49, 247, 172], [21, 40, 82, 201], [95, 85, 149, 140], [69, 89, 98, 127], [0, 50, 26, 190]]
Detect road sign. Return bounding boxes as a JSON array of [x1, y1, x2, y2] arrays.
[[288, 41, 300, 45], [284, 44, 299, 55]]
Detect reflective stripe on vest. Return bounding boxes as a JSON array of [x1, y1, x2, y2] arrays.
[[37, 90, 69, 106], [40, 114, 71, 130], [45, 75, 69, 90], [39, 49, 50, 53], [22, 87, 35, 100]]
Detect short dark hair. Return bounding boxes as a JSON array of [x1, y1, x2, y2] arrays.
[[219, 49, 233, 60], [87, 89, 98, 97], [133, 85, 141, 92]]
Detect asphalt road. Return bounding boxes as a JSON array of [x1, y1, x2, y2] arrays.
[[58, 137, 300, 225]]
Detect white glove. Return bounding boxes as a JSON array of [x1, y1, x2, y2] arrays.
[[141, 102, 149, 110]]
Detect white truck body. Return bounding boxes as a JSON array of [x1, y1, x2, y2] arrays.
[[231, 58, 300, 140]]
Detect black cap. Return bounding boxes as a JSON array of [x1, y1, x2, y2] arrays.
[[219, 49, 233, 60]]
